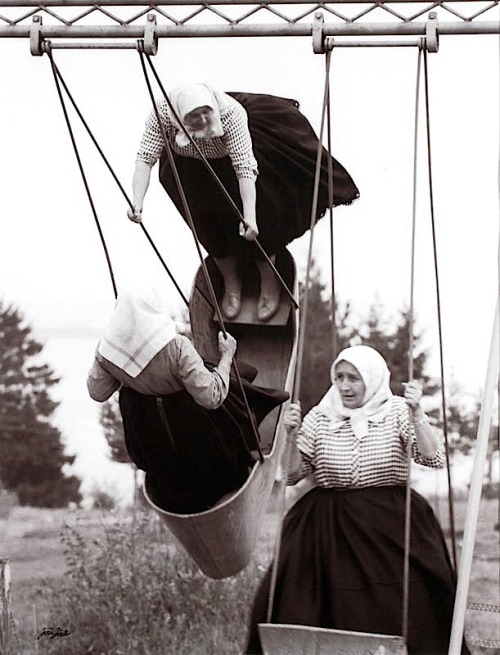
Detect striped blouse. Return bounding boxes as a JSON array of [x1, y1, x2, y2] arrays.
[[136, 94, 259, 181], [288, 396, 445, 488]]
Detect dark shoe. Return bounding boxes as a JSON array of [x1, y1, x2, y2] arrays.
[[222, 291, 241, 320], [257, 294, 280, 322]]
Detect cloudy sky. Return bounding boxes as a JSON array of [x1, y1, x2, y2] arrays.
[[0, 16, 498, 497]]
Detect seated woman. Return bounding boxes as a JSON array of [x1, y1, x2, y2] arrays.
[[246, 345, 468, 655], [128, 82, 359, 322], [87, 287, 289, 513]]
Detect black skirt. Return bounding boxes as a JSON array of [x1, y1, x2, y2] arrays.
[[159, 92, 359, 259], [246, 486, 464, 655], [118, 369, 289, 514]]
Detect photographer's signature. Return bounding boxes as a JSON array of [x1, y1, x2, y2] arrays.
[[36, 626, 71, 640]]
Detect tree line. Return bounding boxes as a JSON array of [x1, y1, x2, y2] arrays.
[[0, 268, 497, 507]]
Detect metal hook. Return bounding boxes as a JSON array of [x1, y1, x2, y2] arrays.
[[312, 12, 326, 54], [30, 15, 44, 56], [143, 13, 158, 56], [425, 12, 439, 53]]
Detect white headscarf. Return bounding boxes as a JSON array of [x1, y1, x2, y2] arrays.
[[167, 81, 228, 147], [97, 287, 177, 378], [316, 345, 394, 439]]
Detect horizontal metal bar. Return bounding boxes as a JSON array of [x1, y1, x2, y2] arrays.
[[2, 20, 500, 39], [42, 41, 139, 48], [0, 0, 492, 5]]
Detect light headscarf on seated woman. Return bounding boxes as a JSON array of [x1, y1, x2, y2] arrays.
[[316, 344, 393, 439], [98, 287, 177, 378], [167, 81, 229, 147]]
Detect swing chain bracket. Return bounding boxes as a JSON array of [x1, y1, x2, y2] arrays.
[[29, 13, 158, 55], [139, 14, 159, 57], [30, 15, 44, 56], [312, 11, 439, 53]]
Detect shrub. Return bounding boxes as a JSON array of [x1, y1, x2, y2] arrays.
[[38, 510, 264, 654]]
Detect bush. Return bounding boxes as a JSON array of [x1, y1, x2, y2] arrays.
[[39, 510, 264, 654]]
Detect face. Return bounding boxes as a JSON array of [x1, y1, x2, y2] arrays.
[[334, 361, 366, 409], [183, 106, 214, 131]]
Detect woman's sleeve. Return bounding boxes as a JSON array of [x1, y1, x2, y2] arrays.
[[398, 403, 445, 468], [287, 408, 317, 485], [87, 357, 121, 402], [175, 336, 229, 410], [223, 102, 259, 181], [136, 99, 172, 165]]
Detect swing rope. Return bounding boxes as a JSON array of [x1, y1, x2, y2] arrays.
[[139, 50, 298, 310], [266, 48, 334, 623], [325, 66, 337, 358], [137, 42, 264, 462], [422, 47, 458, 571], [402, 42, 423, 643], [47, 49, 118, 300], [46, 47, 189, 307], [47, 43, 263, 462]]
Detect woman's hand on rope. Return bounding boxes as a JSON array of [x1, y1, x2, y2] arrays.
[[239, 219, 259, 241], [403, 380, 423, 411], [218, 331, 237, 359], [127, 207, 143, 224], [284, 402, 302, 434]]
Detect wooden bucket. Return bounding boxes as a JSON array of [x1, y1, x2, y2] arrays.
[[258, 624, 408, 655]]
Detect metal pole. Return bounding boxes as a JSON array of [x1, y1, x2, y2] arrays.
[[447, 301, 499, 655], [2, 20, 500, 40]]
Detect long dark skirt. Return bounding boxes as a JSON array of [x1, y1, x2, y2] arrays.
[[119, 372, 289, 514], [246, 486, 463, 655], [159, 92, 359, 259]]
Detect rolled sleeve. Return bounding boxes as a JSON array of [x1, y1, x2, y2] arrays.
[[176, 337, 229, 410], [87, 358, 121, 402]]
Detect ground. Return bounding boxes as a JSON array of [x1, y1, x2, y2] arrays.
[[0, 494, 498, 654]]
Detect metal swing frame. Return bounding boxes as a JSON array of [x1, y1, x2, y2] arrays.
[[0, 2, 498, 653]]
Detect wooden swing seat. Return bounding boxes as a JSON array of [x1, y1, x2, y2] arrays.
[[144, 249, 298, 579], [258, 624, 408, 655]]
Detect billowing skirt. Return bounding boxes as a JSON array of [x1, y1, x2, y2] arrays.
[[159, 92, 359, 259], [246, 486, 463, 655]]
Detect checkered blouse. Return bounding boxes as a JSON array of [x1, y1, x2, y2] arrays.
[[136, 94, 259, 181], [288, 396, 445, 488]]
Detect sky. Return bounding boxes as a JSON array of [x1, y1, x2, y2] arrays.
[[0, 11, 499, 499]]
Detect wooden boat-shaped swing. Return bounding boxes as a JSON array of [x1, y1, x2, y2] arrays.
[[143, 248, 298, 579]]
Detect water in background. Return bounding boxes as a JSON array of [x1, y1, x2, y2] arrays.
[[42, 334, 135, 506]]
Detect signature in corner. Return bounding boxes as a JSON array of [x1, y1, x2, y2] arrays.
[[36, 626, 71, 640]]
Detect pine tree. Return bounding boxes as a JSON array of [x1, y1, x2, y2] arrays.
[[0, 301, 81, 507]]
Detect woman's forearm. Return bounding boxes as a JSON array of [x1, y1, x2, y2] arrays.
[[238, 177, 257, 226], [411, 409, 440, 458], [132, 160, 154, 212], [283, 430, 305, 483]]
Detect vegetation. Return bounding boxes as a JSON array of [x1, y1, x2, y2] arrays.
[[0, 301, 81, 507], [37, 510, 263, 655]]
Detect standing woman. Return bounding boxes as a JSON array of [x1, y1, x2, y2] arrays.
[[246, 345, 467, 655], [128, 82, 359, 322]]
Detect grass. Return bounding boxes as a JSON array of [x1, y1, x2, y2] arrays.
[[0, 493, 498, 655]]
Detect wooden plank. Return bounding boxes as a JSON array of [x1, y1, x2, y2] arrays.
[[258, 624, 408, 655]]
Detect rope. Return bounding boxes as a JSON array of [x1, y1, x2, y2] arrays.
[[325, 61, 337, 358], [140, 50, 298, 310], [266, 49, 334, 624], [137, 43, 263, 462], [402, 43, 423, 643], [422, 47, 458, 570], [47, 48, 118, 299], [46, 50, 189, 308]]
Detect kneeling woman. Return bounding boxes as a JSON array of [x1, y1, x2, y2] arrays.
[[87, 287, 288, 514], [246, 345, 467, 655]]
